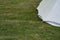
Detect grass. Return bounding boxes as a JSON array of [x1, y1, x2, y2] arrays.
[[0, 0, 60, 40]]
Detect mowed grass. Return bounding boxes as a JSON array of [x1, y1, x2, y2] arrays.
[[0, 0, 60, 40]]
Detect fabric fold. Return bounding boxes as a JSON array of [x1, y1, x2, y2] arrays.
[[37, 0, 60, 27]]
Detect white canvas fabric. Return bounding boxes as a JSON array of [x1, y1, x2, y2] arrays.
[[37, 0, 60, 27]]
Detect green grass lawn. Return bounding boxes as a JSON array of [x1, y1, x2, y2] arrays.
[[0, 0, 60, 40]]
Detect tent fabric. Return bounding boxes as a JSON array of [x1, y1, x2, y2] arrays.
[[37, 0, 60, 27]]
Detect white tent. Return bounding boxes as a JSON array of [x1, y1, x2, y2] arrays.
[[37, 0, 60, 27]]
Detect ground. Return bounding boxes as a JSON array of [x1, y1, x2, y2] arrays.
[[0, 0, 60, 40]]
